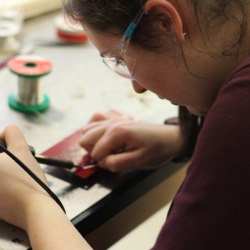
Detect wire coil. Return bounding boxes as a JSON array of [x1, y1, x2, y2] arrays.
[[17, 77, 43, 106], [8, 55, 52, 113], [0, 21, 20, 53]]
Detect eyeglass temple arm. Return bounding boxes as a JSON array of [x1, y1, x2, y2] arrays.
[[125, 8, 144, 38]]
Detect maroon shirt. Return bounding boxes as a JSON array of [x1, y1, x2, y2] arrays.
[[152, 57, 250, 250]]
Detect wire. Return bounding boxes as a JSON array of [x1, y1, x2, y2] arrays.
[[0, 143, 66, 214]]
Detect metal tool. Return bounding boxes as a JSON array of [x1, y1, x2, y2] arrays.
[[0, 140, 97, 170], [34, 154, 97, 170]]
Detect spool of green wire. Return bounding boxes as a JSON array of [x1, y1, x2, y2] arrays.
[[8, 55, 52, 113]]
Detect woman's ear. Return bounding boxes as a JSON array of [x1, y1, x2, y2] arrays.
[[145, 0, 185, 43]]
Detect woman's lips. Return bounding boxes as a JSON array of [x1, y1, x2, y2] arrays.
[[157, 96, 180, 106], [157, 95, 164, 99], [171, 102, 179, 105]]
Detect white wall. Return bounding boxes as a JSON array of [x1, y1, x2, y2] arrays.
[[4, 0, 62, 19]]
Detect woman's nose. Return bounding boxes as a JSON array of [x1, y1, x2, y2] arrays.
[[131, 80, 147, 93]]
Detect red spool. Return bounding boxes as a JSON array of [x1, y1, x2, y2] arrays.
[[57, 29, 88, 43], [55, 15, 88, 44], [8, 55, 52, 77]]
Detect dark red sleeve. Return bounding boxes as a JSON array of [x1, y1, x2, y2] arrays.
[[152, 58, 250, 250]]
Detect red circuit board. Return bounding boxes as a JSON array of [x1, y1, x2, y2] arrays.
[[41, 129, 98, 179]]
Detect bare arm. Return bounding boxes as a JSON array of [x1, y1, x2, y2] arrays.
[[24, 195, 92, 250], [0, 125, 92, 250]]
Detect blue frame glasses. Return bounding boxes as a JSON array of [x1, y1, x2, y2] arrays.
[[103, 8, 144, 80]]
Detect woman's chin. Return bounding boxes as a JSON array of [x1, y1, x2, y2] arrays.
[[186, 106, 208, 116]]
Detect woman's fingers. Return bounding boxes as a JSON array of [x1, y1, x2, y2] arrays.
[[88, 112, 109, 123], [90, 121, 133, 161], [0, 125, 29, 153], [98, 149, 144, 172], [87, 110, 135, 124], [105, 110, 134, 120], [90, 122, 183, 172], [81, 118, 134, 153], [79, 124, 108, 152], [0, 125, 47, 183], [81, 120, 107, 134]]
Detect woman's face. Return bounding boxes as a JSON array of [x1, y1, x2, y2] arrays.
[[83, 25, 237, 116]]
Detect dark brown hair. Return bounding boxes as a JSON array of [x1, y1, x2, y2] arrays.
[[63, 0, 162, 49], [63, 0, 248, 54]]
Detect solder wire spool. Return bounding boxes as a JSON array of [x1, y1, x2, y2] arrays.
[[8, 55, 52, 113], [0, 20, 21, 53]]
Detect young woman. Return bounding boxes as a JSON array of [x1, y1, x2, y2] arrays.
[[1, 0, 250, 249]]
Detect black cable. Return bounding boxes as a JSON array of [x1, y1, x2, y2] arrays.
[[0, 143, 66, 214]]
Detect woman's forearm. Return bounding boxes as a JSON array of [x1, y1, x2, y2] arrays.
[[24, 195, 92, 250]]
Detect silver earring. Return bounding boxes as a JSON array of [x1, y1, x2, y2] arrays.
[[173, 33, 187, 42]]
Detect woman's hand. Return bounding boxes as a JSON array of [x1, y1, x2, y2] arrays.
[[0, 125, 92, 250], [0, 125, 48, 230], [80, 111, 184, 172]]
